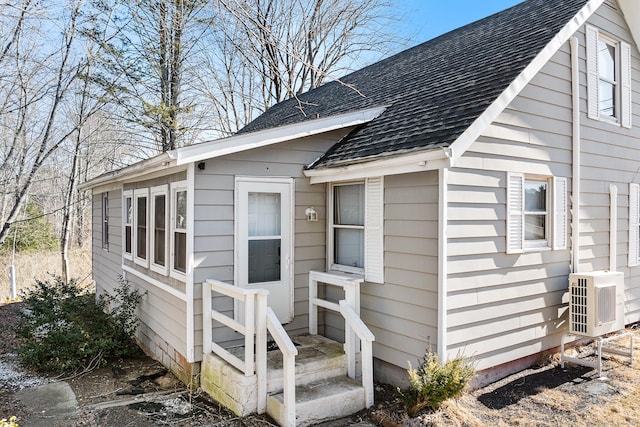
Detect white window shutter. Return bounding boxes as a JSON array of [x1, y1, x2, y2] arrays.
[[586, 25, 600, 120], [553, 177, 568, 250], [507, 172, 524, 254], [621, 41, 632, 129], [629, 183, 640, 267], [365, 176, 384, 283]]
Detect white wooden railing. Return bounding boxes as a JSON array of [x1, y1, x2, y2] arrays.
[[203, 279, 265, 376], [203, 278, 296, 423], [308, 270, 375, 408]]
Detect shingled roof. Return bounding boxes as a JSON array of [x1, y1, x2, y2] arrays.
[[239, 0, 590, 169]]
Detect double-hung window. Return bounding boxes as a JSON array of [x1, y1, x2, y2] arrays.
[[134, 188, 149, 267], [102, 193, 109, 250], [123, 191, 133, 260], [170, 181, 188, 278], [329, 177, 384, 283], [150, 185, 168, 274], [586, 25, 632, 128], [507, 173, 567, 253]]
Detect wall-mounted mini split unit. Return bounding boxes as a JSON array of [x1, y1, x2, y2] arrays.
[[568, 270, 624, 337]]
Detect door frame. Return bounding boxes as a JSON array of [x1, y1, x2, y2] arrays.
[[234, 176, 295, 323]]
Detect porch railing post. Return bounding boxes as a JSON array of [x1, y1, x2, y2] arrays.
[[255, 290, 268, 414], [203, 280, 212, 354]]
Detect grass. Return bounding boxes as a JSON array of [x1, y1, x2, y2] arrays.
[[0, 248, 92, 301]]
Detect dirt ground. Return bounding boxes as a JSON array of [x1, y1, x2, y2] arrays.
[[3, 300, 640, 426]]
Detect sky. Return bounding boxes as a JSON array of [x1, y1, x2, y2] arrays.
[[395, 0, 524, 45]]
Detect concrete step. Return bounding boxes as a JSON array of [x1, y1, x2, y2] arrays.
[[267, 376, 366, 427], [265, 334, 347, 393]]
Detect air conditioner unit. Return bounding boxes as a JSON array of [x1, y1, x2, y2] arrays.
[[568, 271, 624, 337]]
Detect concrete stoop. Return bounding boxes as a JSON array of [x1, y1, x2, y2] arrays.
[[267, 376, 365, 427], [201, 334, 368, 425]]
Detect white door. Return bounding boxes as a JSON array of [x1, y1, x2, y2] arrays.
[[236, 177, 294, 323]]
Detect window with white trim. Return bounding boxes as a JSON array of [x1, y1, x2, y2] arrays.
[[328, 177, 384, 283], [507, 173, 567, 253], [150, 185, 168, 274], [134, 188, 149, 267], [629, 183, 640, 266], [123, 191, 133, 260], [170, 181, 188, 278], [586, 25, 632, 128], [102, 193, 109, 250]]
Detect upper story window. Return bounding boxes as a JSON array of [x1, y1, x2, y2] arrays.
[[102, 193, 109, 250], [586, 25, 632, 128], [507, 173, 567, 254], [328, 177, 384, 283]]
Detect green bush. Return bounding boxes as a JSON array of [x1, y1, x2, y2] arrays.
[[1, 202, 58, 253], [15, 276, 143, 375], [398, 350, 475, 417]]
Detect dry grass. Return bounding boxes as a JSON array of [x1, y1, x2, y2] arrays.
[[0, 248, 92, 301], [398, 328, 640, 427]]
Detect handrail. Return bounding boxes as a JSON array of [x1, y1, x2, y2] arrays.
[[340, 300, 375, 407], [203, 279, 259, 376], [266, 307, 298, 427]]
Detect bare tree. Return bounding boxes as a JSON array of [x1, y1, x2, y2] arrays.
[[91, 0, 212, 152], [0, 0, 95, 246], [195, 0, 396, 136]]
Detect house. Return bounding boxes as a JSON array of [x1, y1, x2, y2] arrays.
[[81, 0, 640, 424]]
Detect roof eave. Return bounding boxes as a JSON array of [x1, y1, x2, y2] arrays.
[[170, 105, 388, 166], [447, 0, 604, 165], [304, 148, 452, 184], [78, 152, 178, 191]]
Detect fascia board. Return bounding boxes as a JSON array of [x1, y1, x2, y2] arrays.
[[168, 105, 388, 166], [618, 0, 640, 50], [78, 152, 178, 190], [304, 148, 451, 184], [447, 0, 604, 165]]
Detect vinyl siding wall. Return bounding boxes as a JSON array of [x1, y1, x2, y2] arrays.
[[92, 190, 123, 295], [360, 171, 439, 370], [581, 3, 640, 322], [447, 2, 640, 371], [194, 131, 343, 352], [92, 171, 191, 360]]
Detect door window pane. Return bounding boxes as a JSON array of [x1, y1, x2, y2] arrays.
[[248, 192, 281, 236], [248, 239, 281, 283], [247, 192, 282, 284]]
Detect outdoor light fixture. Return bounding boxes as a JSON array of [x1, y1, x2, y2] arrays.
[[305, 207, 318, 221]]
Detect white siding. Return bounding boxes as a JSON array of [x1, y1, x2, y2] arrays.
[[194, 131, 343, 350], [447, 2, 640, 371], [360, 171, 439, 369]]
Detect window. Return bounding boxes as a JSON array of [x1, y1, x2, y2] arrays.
[[134, 188, 149, 267], [629, 183, 640, 266], [329, 177, 384, 283], [507, 173, 567, 253], [524, 179, 548, 247], [150, 185, 168, 274], [102, 193, 109, 250], [170, 181, 187, 278], [123, 191, 133, 260], [586, 25, 632, 127]]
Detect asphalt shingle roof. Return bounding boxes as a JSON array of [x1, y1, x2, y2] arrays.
[[239, 0, 590, 169]]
